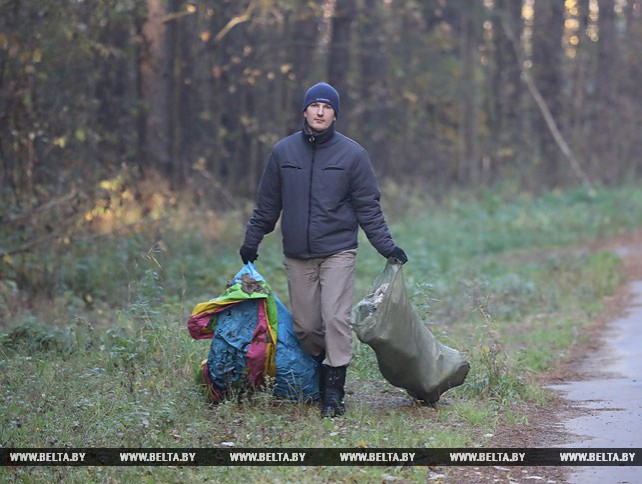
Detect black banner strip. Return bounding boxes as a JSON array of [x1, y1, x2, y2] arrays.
[[2, 448, 640, 466]]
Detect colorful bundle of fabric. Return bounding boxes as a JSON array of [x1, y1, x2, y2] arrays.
[[187, 263, 319, 403]]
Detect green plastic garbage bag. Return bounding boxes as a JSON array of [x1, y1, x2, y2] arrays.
[[352, 261, 470, 404]]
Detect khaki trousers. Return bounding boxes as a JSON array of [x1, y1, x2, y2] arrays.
[[284, 249, 356, 368]]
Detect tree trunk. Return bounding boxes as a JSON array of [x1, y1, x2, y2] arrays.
[[491, 0, 523, 178], [357, 0, 390, 175], [594, 0, 617, 182], [328, 0, 357, 124], [288, 3, 320, 127], [531, 0, 565, 184], [140, 0, 173, 179], [458, 4, 481, 185]]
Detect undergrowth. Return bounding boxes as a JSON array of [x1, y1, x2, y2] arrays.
[[1, 183, 640, 482]]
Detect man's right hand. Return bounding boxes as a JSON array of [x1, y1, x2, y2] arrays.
[[239, 245, 258, 264]]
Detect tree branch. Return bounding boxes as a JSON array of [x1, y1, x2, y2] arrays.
[[3, 188, 80, 224], [498, 11, 594, 193], [213, 2, 256, 44]]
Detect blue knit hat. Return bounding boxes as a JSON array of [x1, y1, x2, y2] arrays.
[[302, 82, 340, 117]]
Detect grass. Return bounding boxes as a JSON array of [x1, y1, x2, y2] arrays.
[[2, 182, 642, 482]]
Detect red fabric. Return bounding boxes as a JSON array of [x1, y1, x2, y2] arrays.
[[245, 301, 271, 388], [187, 308, 225, 340]]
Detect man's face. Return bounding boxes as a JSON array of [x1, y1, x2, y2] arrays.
[[304, 102, 335, 132]]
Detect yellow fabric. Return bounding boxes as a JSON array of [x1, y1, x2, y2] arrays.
[[190, 298, 244, 316], [262, 300, 277, 377]]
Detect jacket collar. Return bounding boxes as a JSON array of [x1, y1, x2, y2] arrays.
[[301, 120, 335, 145]]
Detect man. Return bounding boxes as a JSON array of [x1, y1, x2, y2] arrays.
[[240, 82, 407, 417]]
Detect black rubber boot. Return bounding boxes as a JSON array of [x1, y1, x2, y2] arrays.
[[321, 365, 347, 418], [315, 353, 326, 403]]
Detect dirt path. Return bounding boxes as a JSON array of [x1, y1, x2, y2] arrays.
[[542, 231, 642, 483], [547, 279, 642, 483], [447, 229, 642, 483]]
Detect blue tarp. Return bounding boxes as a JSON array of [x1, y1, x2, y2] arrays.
[[207, 298, 261, 390], [204, 263, 319, 402], [273, 292, 319, 401]]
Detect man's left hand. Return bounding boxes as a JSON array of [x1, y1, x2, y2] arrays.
[[388, 246, 408, 264]]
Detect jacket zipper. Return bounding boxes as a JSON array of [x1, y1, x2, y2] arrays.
[[307, 134, 316, 257]]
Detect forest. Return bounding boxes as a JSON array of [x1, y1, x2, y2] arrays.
[[1, 0, 642, 258], [3, 4, 642, 481]]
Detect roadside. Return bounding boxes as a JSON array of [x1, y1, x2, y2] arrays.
[[446, 229, 642, 483]]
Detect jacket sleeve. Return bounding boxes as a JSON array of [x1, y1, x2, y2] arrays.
[[243, 151, 282, 250], [350, 150, 396, 257]]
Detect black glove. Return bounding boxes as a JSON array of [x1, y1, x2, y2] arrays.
[[239, 245, 258, 264], [388, 246, 408, 264]]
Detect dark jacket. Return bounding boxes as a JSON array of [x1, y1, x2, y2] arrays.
[[243, 123, 396, 260]]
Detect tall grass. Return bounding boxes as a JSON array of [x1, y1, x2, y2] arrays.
[[2, 183, 642, 482]]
